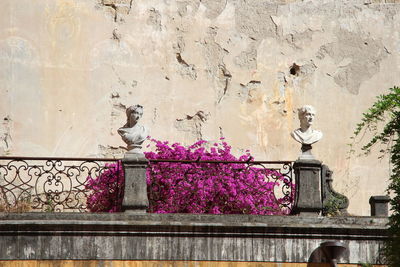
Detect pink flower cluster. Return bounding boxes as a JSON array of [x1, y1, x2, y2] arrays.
[[145, 139, 291, 215], [86, 139, 293, 215], [85, 162, 124, 212]]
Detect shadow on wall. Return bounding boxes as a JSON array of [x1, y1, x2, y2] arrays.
[[308, 246, 329, 266], [308, 241, 349, 267]]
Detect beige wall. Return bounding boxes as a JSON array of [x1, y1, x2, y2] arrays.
[[1, 0, 399, 215]]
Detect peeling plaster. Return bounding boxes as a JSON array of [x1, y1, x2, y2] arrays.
[[112, 28, 121, 42], [284, 29, 317, 50], [234, 40, 258, 70], [176, 53, 197, 80], [147, 8, 162, 31], [174, 111, 209, 141], [235, 0, 280, 40], [0, 116, 12, 155], [99, 0, 134, 23], [177, 0, 200, 17], [239, 80, 261, 103], [98, 144, 125, 158], [200, 0, 227, 19], [202, 27, 231, 104], [289, 61, 317, 77], [318, 29, 387, 94]]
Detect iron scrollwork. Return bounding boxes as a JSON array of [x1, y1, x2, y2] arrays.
[[0, 157, 120, 212]]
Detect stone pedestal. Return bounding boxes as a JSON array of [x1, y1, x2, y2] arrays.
[[121, 153, 149, 213], [292, 159, 323, 216], [369, 195, 390, 217]]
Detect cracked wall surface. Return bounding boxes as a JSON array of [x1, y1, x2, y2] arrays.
[[1, 0, 400, 215]]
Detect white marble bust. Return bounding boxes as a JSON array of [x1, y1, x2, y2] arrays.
[[291, 105, 323, 145], [118, 104, 148, 154]]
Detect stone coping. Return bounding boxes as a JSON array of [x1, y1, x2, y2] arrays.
[[0, 213, 388, 240]]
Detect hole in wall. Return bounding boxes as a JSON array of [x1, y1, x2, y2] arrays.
[[290, 63, 300, 76]]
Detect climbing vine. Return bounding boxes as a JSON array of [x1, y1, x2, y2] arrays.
[[351, 86, 400, 267]]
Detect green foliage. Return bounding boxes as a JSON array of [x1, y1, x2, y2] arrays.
[[352, 86, 400, 267], [323, 198, 341, 216], [43, 199, 56, 212], [323, 196, 347, 217]]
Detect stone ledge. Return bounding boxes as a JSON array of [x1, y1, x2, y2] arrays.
[[0, 213, 388, 238], [0, 213, 388, 262]]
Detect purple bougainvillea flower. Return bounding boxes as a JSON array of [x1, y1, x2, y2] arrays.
[[86, 138, 294, 214]]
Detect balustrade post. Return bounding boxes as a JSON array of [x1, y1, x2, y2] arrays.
[[292, 159, 323, 216], [369, 195, 390, 217], [121, 154, 149, 213]]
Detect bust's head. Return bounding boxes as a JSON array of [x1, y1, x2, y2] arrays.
[[126, 104, 143, 126], [298, 105, 316, 128]]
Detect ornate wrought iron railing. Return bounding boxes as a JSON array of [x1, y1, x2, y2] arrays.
[[147, 159, 294, 214], [0, 156, 293, 214], [0, 157, 121, 212]]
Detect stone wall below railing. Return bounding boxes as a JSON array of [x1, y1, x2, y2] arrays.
[[0, 213, 388, 264]]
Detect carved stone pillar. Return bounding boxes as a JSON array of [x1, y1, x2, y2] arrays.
[[121, 154, 149, 213], [292, 159, 323, 216]]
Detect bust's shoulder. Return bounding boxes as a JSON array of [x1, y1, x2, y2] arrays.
[[118, 127, 128, 133], [291, 128, 302, 136], [312, 129, 323, 136], [290, 128, 303, 143]]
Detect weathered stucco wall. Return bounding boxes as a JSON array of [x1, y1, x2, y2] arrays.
[[1, 0, 400, 215]]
